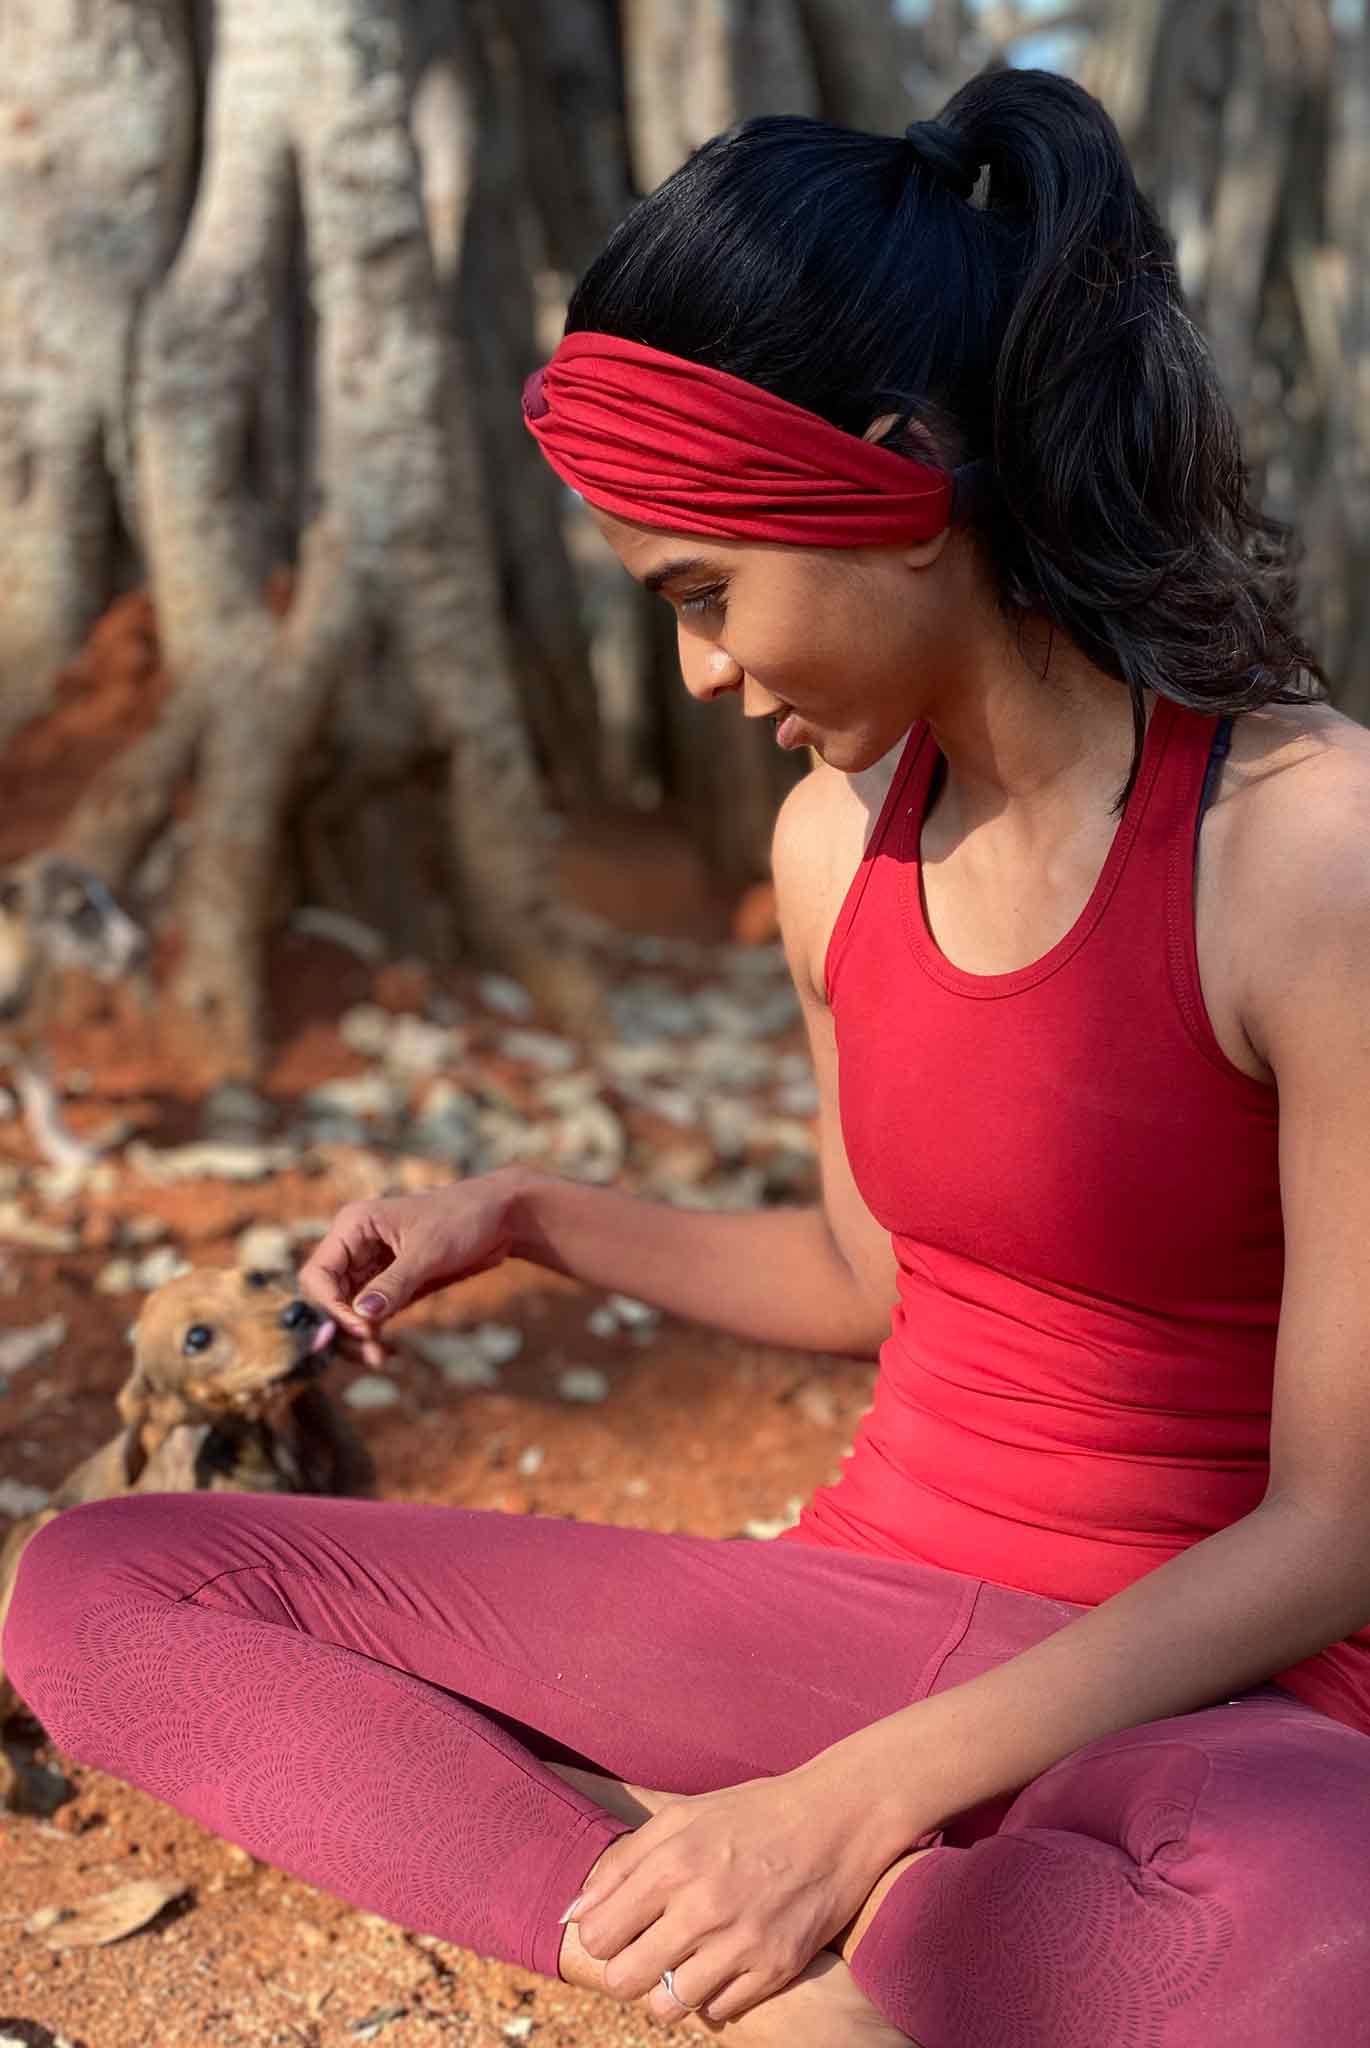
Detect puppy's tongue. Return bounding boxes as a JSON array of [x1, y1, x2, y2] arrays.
[[309, 1317, 338, 1355]]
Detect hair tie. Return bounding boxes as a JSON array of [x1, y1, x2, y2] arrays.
[[903, 119, 980, 202]]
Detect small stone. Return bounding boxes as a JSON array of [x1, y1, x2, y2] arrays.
[[383, 1014, 461, 1077], [606, 1294, 659, 1330], [127, 1140, 296, 1185], [638, 1086, 699, 1128], [499, 1028, 578, 1072], [478, 974, 535, 1020], [291, 905, 386, 962], [305, 1074, 400, 1122], [622, 1476, 650, 1499], [553, 1102, 625, 1182], [200, 1082, 272, 1139], [134, 1245, 190, 1291], [502, 2020, 535, 2042], [585, 1306, 618, 1340], [124, 1214, 168, 1244], [0, 1315, 66, 1376], [339, 1004, 393, 1057], [0, 1203, 81, 1251], [793, 1381, 839, 1429], [690, 1037, 771, 1090], [0, 1476, 52, 1516], [409, 1331, 501, 1389], [474, 1323, 523, 1366], [557, 1366, 610, 1404], [516, 1445, 545, 1477], [235, 1223, 293, 1277], [95, 1257, 137, 1294], [343, 1374, 402, 1410]]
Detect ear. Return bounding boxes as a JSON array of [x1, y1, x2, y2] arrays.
[[115, 1361, 155, 1433]]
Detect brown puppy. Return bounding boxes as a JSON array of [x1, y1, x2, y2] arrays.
[[0, 852, 148, 1168], [0, 1267, 376, 1795]]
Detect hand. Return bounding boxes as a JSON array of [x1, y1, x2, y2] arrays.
[[297, 1168, 527, 1358], [564, 1762, 906, 2027]]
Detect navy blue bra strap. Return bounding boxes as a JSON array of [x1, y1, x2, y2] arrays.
[[1195, 714, 1234, 856]]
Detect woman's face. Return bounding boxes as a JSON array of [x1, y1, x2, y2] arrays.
[[591, 508, 968, 773]]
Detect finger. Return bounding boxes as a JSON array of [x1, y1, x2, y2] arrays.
[[648, 1961, 741, 2028], [689, 1962, 797, 2026]]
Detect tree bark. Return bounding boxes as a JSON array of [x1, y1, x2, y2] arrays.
[[64, 0, 585, 1077], [0, 0, 194, 742]]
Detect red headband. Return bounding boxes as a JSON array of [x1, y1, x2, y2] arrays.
[[522, 331, 967, 547]]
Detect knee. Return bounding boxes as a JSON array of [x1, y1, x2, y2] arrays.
[[3, 1495, 182, 1723]]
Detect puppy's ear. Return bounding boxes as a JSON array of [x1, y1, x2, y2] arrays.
[[115, 1360, 155, 1433]]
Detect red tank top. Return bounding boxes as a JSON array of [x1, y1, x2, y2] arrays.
[[779, 692, 1370, 1738]]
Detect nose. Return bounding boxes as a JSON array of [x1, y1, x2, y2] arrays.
[[679, 634, 743, 704], [280, 1299, 319, 1331]]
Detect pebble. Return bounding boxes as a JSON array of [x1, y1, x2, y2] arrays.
[[0, 1315, 66, 1376], [291, 905, 386, 961], [557, 1366, 610, 1404], [128, 1140, 296, 1184], [554, 1102, 626, 1182], [741, 1496, 805, 1540], [343, 1375, 403, 1410], [383, 1014, 462, 1076], [200, 1082, 273, 1139], [338, 1004, 394, 1056], [606, 1294, 660, 1330], [235, 1223, 293, 1277], [586, 1306, 619, 1340], [502, 2021, 535, 2042], [305, 1074, 400, 1121], [622, 1476, 650, 1498], [0, 1476, 53, 1517], [776, 1076, 820, 1117], [96, 1247, 190, 1294], [478, 974, 535, 1020], [792, 1381, 839, 1428], [0, 1202, 81, 1251], [499, 1028, 578, 1072], [409, 1332, 502, 1389], [516, 1445, 545, 1477]]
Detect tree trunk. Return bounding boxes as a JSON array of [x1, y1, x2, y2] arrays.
[[0, 0, 193, 743], [63, 0, 587, 1078]]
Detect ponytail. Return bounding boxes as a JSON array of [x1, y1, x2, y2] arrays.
[[567, 68, 1325, 796]]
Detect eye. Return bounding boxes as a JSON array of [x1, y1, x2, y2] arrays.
[[678, 586, 728, 619], [183, 1324, 215, 1354], [244, 1269, 277, 1290]]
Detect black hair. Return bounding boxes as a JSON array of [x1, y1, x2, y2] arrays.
[[565, 67, 1326, 803]]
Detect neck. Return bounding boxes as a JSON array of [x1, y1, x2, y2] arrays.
[[918, 616, 1145, 838]]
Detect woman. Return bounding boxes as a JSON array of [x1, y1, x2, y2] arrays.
[[7, 66, 1370, 2047]]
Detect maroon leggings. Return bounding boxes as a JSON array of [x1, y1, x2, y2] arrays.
[[6, 1490, 1370, 2046]]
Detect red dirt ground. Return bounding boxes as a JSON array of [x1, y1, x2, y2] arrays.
[[0, 607, 864, 2048]]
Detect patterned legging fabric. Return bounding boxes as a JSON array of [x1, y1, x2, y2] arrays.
[[5, 1490, 1370, 2046]]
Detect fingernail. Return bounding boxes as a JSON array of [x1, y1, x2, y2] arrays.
[[557, 1893, 587, 1926], [354, 1292, 386, 1317]]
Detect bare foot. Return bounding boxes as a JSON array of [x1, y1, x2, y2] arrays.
[[547, 1765, 929, 2045]]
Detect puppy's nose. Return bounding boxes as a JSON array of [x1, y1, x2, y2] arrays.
[[280, 1299, 319, 1331]]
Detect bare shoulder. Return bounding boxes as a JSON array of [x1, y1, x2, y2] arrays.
[[771, 741, 908, 1001], [1213, 700, 1370, 1057], [1219, 699, 1370, 892]]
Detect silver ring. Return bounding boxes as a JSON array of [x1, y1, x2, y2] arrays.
[[660, 1966, 705, 2011]]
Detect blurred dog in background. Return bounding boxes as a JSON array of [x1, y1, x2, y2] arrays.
[[0, 852, 148, 1169]]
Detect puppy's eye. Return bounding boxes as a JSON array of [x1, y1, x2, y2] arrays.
[[183, 1324, 215, 1355], [245, 1269, 276, 1290]]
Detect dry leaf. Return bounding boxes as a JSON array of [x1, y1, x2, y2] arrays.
[[26, 1875, 187, 1948]]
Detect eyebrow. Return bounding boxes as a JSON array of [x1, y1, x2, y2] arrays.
[[643, 556, 716, 594]]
